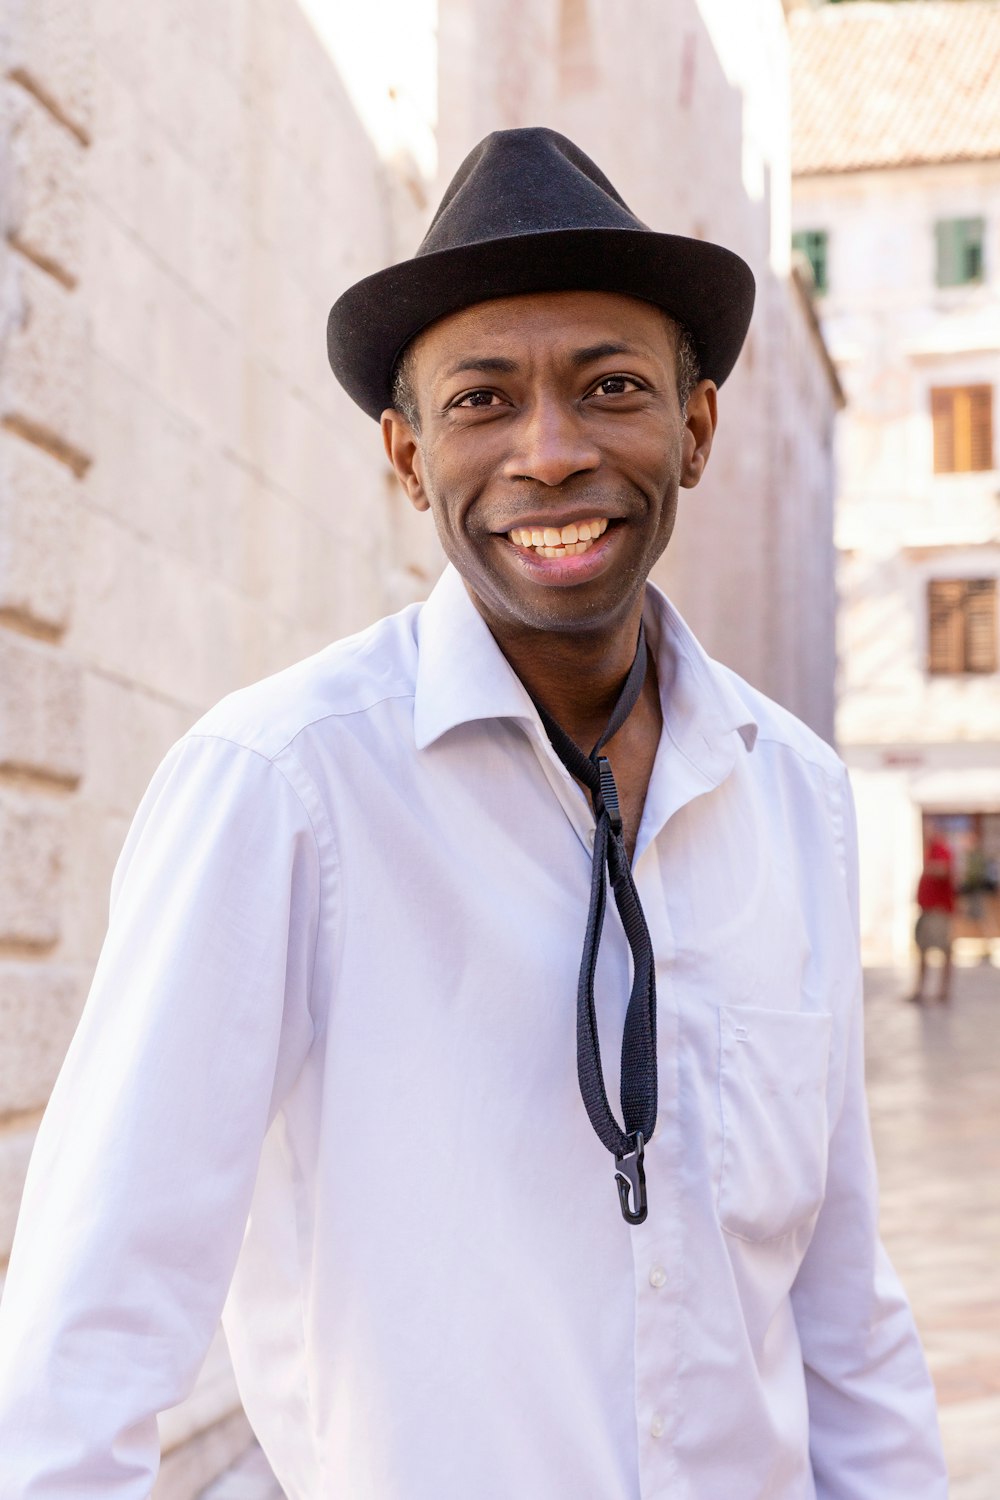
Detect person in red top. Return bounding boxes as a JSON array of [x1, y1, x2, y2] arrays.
[[909, 830, 956, 1004]]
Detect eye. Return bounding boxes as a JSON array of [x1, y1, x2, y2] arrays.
[[451, 389, 506, 409], [589, 374, 644, 398]]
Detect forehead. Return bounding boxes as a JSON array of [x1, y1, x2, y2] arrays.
[[407, 290, 675, 374]]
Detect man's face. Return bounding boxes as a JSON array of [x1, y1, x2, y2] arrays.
[[382, 290, 717, 640]]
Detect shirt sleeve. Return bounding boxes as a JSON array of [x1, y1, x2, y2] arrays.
[[0, 732, 322, 1499], [790, 766, 948, 1499]]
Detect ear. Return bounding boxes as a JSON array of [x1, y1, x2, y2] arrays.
[[679, 380, 718, 489], [381, 410, 430, 512]]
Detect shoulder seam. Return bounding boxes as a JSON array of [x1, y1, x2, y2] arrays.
[[751, 729, 844, 778], [192, 691, 417, 763]]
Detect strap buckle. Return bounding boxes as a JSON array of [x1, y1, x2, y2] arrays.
[[614, 1131, 647, 1225], [597, 756, 623, 836]]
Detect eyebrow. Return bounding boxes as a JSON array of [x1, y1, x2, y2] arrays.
[[442, 342, 641, 381], [442, 356, 519, 379]]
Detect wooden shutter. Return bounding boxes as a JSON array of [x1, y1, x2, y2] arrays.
[[931, 389, 955, 472], [928, 579, 966, 672], [935, 218, 984, 286], [931, 386, 994, 472], [935, 220, 959, 287], [965, 580, 998, 673], [928, 579, 998, 673], [969, 387, 994, 471]]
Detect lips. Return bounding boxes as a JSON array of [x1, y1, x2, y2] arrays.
[[506, 516, 610, 559], [501, 516, 619, 585]]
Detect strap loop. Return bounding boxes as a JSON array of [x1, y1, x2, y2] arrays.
[[531, 624, 658, 1225]]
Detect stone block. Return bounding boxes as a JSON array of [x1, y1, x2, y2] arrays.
[[82, 670, 191, 818], [59, 796, 130, 968], [69, 504, 240, 710], [0, 631, 82, 785], [0, 788, 65, 948], [0, 0, 94, 142], [86, 56, 142, 230], [0, 255, 91, 470], [0, 961, 83, 1116], [0, 1125, 36, 1263], [152, 1410, 254, 1500], [158, 1325, 241, 1454], [0, 430, 78, 631], [1, 79, 86, 286], [87, 206, 241, 452]]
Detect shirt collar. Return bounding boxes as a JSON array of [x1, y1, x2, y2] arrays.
[[413, 563, 758, 764]]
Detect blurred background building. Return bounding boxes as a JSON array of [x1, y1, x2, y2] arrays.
[[791, 0, 1000, 966], [3, 0, 994, 1494]]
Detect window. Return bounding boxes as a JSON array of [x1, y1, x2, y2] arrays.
[[792, 229, 828, 295], [927, 579, 998, 674], [931, 385, 993, 472], [935, 217, 985, 287]]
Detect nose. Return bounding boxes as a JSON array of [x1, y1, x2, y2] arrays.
[[503, 394, 601, 487]]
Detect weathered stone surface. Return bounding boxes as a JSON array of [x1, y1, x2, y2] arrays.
[[0, 788, 64, 948], [0, 255, 91, 469], [0, 0, 94, 142], [0, 431, 78, 630], [0, 631, 83, 785], [1, 79, 86, 286], [0, 962, 83, 1115], [82, 670, 192, 818], [152, 1410, 254, 1500], [0, 1124, 36, 1263]]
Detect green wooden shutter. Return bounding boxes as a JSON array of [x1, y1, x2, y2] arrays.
[[792, 230, 828, 295], [935, 218, 985, 287]]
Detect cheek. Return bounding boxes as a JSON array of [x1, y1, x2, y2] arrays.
[[422, 443, 500, 534]]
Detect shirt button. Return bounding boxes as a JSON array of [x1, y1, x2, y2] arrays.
[[649, 1264, 666, 1288], [650, 1413, 665, 1439]]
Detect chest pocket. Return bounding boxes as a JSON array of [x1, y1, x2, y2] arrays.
[[717, 1006, 833, 1243]]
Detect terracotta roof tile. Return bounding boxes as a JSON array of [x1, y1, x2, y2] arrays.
[[791, 1, 1000, 175]]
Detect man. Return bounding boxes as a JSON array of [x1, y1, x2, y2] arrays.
[[0, 128, 945, 1498], [909, 827, 956, 1004]]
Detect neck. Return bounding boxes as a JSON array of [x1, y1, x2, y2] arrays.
[[485, 596, 648, 750]]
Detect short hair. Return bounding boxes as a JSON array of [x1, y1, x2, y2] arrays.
[[390, 310, 701, 432]]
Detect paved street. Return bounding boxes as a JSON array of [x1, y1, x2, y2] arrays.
[[203, 959, 1000, 1499], [864, 958, 1000, 1499]]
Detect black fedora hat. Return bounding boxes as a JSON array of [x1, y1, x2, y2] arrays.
[[327, 126, 755, 421]]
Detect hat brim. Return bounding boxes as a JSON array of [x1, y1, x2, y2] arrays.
[[327, 227, 755, 421]]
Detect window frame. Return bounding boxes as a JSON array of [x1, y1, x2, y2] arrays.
[[791, 228, 829, 296], [934, 216, 985, 289], [930, 384, 994, 474], [926, 577, 998, 676]]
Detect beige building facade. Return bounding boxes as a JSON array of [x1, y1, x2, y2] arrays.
[[791, 1, 1000, 967], [1, 0, 840, 1491]]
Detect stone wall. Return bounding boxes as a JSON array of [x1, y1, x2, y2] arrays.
[[0, 0, 440, 1491]]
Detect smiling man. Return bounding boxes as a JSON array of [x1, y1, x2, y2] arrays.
[[0, 129, 946, 1499]]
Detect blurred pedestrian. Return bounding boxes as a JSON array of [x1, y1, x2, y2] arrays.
[[909, 829, 956, 1004]]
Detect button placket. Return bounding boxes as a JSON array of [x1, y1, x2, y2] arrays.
[[631, 847, 682, 1496]]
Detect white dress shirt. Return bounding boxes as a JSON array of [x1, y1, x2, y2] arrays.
[[0, 564, 946, 1499]]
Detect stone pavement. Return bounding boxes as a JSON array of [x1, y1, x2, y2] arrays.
[[864, 958, 1000, 1499], [201, 959, 1000, 1499]]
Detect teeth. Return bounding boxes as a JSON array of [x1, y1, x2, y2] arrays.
[[507, 517, 610, 554]]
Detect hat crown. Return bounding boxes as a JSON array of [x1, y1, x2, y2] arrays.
[[418, 127, 648, 257]]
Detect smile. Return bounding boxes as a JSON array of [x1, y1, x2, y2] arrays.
[[506, 517, 609, 558]]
